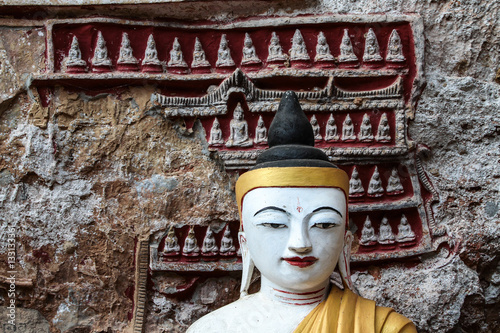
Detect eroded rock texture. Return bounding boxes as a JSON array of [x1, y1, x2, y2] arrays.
[[0, 1, 498, 332]]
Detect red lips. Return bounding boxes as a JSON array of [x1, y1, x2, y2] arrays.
[[283, 256, 318, 268]]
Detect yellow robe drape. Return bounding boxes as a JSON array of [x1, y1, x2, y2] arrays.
[[294, 286, 417, 333]]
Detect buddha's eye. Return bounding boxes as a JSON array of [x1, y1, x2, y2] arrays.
[[260, 223, 287, 229], [311, 222, 337, 229]]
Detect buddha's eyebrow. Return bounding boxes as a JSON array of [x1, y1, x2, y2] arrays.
[[254, 206, 287, 216], [312, 206, 343, 217]]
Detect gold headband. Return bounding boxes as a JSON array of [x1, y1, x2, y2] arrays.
[[235, 167, 349, 223]]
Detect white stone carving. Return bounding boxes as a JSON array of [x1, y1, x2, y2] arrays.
[[201, 228, 219, 254], [254, 115, 268, 145], [226, 104, 253, 147], [375, 113, 391, 142], [378, 216, 395, 244], [162, 226, 180, 256], [208, 117, 224, 146], [396, 215, 416, 243], [310, 115, 322, 142], [267, 32, 287, 62], [386, 29, 406, 62], [65, 36, 87, 68], [241, 33, 261, 65], [219, 225, 236, 255], [363, 28, 383, 62], [117, 32, 138, 65], [358, 113, 374, 142], [349, 167, 365, 197], [324, 114, 339, 142], [168, 37, 188, 68], [341, 114, 356, 141], [387, 168, 404, 194], [216, 34, 235, 67], [191, 37, 211, 68], [290, 29, 310, 61], [360, 216, 378, 245], [91, 31, 112, 67], [182, 227, 200, 255], [367, 166, 384, 197], [338, 29, 358, 63], [315, 31, 334, 62], [142, 34, 161, 66]]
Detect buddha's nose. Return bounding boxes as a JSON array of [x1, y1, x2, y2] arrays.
[[287, 226, 312, 254]]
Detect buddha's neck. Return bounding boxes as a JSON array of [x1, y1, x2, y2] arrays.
[[260, 277, 329, 306]]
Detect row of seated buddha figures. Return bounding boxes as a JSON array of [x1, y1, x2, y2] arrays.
[[349, 166, 404, 198], [63, 27, 406, 73], [161, 224, 238, 262], [359, 214, 416, 246]]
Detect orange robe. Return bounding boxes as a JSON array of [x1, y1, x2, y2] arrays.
[[294, 286, 417, 333]]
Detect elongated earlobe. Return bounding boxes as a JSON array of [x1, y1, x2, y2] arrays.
[[238, 232, 255, 297], [339, 231, 355, 292]]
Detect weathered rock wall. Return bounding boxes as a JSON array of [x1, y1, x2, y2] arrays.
[[0, 1, 498, 332]]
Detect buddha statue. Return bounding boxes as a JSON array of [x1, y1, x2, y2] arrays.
[[254, 115, 268, 145], [310, 115, 322, 142], [225, 104, 253, 148], [208, 117, 224, 146], [387, 168, 404, 195], [267, 32, 287, 62], [338, 29, 358, 63], [367, 167, 385, 197], [142, 34, 161, 66], [191, 37, 211, 68], [376, 113, 391, 142], [201, 228, 219, 256], [396, 215, 416, 243], [341, 114, 356, 142], [216, 34, 235, 67], [219, 225, 236, 256], [349, 166, 365, 198], [290, 29, 310, 61], [358, 113, 374, 142], [182, 227, 200, 257], [117, 33, 138, 65], [359, 216, 378, 246], [241, 33, 261, 65], [324, 114, 339, 142], [363, 28, 383, 62], [386, 30, 406, 62], [315, 31, 334, 62], [161, 226, 180, 257], [65, 36, 87, 68], [168, 37, 187, 68], [91, 31, 112, 67], [188, 91, 416, 333], [378, 217, 396, 245]]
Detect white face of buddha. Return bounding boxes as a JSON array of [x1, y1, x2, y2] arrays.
[[242, 187, 346, 292]]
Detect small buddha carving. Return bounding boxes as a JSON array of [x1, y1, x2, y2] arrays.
[[359, 216, 378, 246], [65, 36, 87, 68], [315, 31, 334, 62], [363, 28, 383, 62], [225, 104, 253, 148], [349, 167, 365, 198], [396, 215, 416, 243], [91, 31, 112, 67], [162, 226, 180, 257], [338, 29, 358, 63], [386, 29, 406, 62], [290, 29, 310, 61], [341, 114, 356, 141], [216, 34, 235, 67], [254, 115, 268, 145], [387, 168, 404, 195], [219, 225, 236, 256], [310, 115, 322, 142], [182, 227, 200, 256], [201, 228, 219, 255], [367, 166, 384, 197], [117, 33, 138, 65], [241, 33, 261, 65], [375, 113, 391, 142], [325, 114, 339, 142], [358, 113, 374, 142], [142, 34, 161, 66], [378, 217, 396, 245], [191, 37, 211, 68], [168, 37, 188, 68], [208, 117, 224, 146], [267, 32, 287, 62]]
